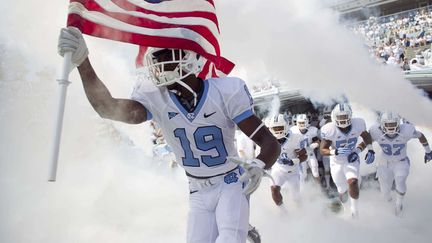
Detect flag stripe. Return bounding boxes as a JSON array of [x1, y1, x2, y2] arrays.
[[68, 14, 234, 73], [113, 0, 219, 27], [73, 0, 220, 36], [69, 2, 216, 55], [67, 0, 234, 77], [70, 0, 220, 55], [126, 0, 215, 14]]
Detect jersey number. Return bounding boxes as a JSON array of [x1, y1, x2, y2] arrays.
[[300, 138, 309, 149], [174, 126, 228, 167], [380, 144, 405, 156], [335, 137, 358, 150]]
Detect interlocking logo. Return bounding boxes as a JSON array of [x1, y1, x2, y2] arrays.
[[187, 113, 195, 120], [224, 172, 238, 184]]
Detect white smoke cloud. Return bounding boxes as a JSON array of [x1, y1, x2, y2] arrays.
[[217, 0, 432, 126], [1, 1, 432, 243]]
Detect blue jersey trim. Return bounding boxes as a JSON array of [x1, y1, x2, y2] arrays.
[[168, 79, 209, 122], [146, 110, 153, 121], [233, 109, 254, 124]]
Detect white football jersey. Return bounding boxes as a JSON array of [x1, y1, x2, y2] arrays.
[[273, 132, 303, 173], [131, 77, 254, 177], [320, 118, 366, 163], [289, 125, 319, 150], [369, 123, 422, 161]]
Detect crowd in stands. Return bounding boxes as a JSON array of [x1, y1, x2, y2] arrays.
[[352, 7, 432, 71]]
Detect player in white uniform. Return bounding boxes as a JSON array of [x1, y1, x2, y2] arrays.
[[290, 114, 321, 185], [58, 28, 280, 243], [369, 111, 432, 215], [318, 106, 333, 190], [320, 103, 375, 218], [265, 114, 307, 206]]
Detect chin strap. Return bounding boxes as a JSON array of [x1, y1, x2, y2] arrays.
[[176, 80, 197, 107]]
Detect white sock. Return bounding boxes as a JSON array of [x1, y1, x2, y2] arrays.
[[350, 197, 358, 213], [396, 193, 404, 207]]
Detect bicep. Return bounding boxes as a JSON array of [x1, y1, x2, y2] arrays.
[[110, 99, 149, 124]]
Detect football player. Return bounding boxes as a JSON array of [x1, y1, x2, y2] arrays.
[[369, 111, 432, 216], [265, 114, 307, 206], [58, 27, 280, 243], [290, 114, 321, 185], [320, 103, 375, 218], [318, 107, 333, 190]]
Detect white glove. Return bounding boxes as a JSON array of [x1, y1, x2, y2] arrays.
[[229, 157, 266, 196], [309, 142, 319, 150], [58, 27, 89, 67]]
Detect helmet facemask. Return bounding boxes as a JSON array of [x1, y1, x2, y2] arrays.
[[296, 114, 309, 132], [266, 114, 287, 139], [270, 126, 286, 139], [144, 48, 204, 87], [334, 114, 351, 128], [144, 48, 204, 106], [380, 112, 400, 136], [331, 104, 352, 129], [382, 121, 400, 136]]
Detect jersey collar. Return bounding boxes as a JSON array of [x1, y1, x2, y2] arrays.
[[169, 79, 209, 122]]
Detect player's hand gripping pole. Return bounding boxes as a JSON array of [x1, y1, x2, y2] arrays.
[[48, 52, 72, 182], [49, 27, 89, 181], [228, 157, 274, 196]]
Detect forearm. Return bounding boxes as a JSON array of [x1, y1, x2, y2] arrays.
[[419, 134, 431, 152], [320, 140, 333, 156], [360, 131, 373, 146], [256, 140, 280, 170], [320, 147, 332, 156]]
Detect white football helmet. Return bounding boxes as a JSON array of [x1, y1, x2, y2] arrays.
[[265, 114, 287, 139], [144, 48, 205, 106], [296, 114, 309, 131], [380, 111, 401, 136], [144, 48, 204, 86], [331, 103, 352, 128]]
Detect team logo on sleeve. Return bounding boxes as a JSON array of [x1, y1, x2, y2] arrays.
[[168, 112, 179, 119], [244, 85, 254, 106]]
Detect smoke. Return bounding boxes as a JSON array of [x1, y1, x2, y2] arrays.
[[1, 0, 432, 243], [217, 0, 432, 127]]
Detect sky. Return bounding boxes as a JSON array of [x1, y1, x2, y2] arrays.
[[1, 0, 432, 243]]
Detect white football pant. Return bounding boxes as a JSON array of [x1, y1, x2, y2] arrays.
[[271, 169, 301, 203], [187, 168, 249, 243], [377, 157, 410, 200], [330, 158, 360, 194]]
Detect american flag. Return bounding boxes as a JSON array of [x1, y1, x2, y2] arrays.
[[67, 0, 234, 79]]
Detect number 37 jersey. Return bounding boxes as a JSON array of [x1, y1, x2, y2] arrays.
[[131, 77, 255, 177], [369, 123, 421, 161]]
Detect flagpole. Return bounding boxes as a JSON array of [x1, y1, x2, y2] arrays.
[[48, 52, 73, 182]]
